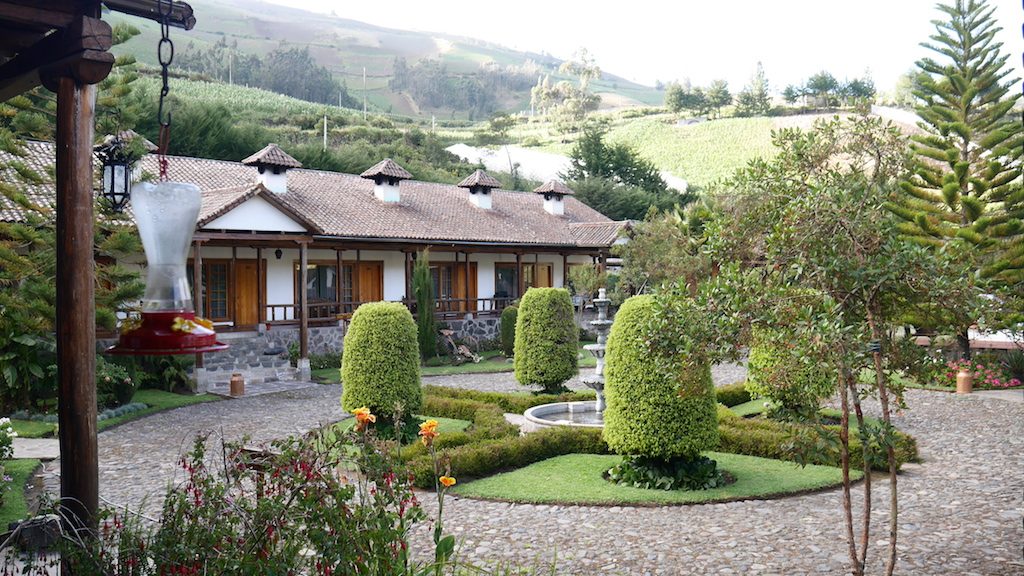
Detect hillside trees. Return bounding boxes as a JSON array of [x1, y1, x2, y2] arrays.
[[888, 0, 1023, 348], [734, 62, 772, 117], [705, 80, 732, 118], [531, 48, 602, 134], [785, 71, 875, 109]]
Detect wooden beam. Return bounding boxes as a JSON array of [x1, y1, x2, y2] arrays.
[[464, 252, 471, 313], [299, 241, 308, 359], [562, 253, 569, 289], [0, 2, 76, 30], [256, 246, 264, 325], [516, 252, 523, 298], [405, 251, 412, 303], [105, 0, 197, 30], [0, 15, 112, 100], [55, 76, 97, 533]]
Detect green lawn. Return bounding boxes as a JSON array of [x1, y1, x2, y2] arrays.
[[6, 390, 221, 438], [0, 459, 40, 527], [729, 398, 772, 417], [452, 452, 860, 505], [315, 346, 598, 382]]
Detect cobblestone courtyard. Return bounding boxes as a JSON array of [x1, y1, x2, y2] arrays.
[[32, 366, 1024, 575]]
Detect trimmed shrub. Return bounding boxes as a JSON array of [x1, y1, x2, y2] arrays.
[[602, 295, 719, 460], [514, 288, 578, 392], [96, 356, 136, 408], [499, 305, 518, 357], [340, 302, 422, 421], [422, 385, 594, 413], [714, 380, 751, 407], [746, 328, 837, 418]]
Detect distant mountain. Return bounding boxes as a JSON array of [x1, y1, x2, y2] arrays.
[[109, 0, 663, 119]]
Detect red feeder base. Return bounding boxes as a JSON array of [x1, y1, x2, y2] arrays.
[[106, 311, 228, 356]]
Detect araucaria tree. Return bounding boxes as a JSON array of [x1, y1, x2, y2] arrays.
[[888, 0, 1022, 347], [412, 248, 437, 361]]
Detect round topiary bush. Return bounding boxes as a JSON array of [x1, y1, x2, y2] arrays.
[[602, 295, 719, 461], [500, 305, 518, 357], [513, 288, 578, 393], [341, 302, 422, 422], [746, 327, 837, 419]]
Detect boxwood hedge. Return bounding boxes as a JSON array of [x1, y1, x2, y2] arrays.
[[513, 288, 578, 392], [340, 302, 422, 420], [500, 305, 518, 357], [602, 295, 719, 460]]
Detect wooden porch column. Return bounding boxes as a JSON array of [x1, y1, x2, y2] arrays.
[[299, 241, 309, 360], [464, 251, 471, 313], [405, 251, 413, 303], [256, 246, 264, 325], [354, 249, 361, 310], [55, 77, 98, 531], [598, 253, 607, 275], [192, 239, 204, 368], [516, 251, 524, 298], [335, 247, 343, 313], [562, 253, 570, 289]]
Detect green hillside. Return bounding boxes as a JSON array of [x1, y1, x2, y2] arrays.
[[108, 0, 662, 119]]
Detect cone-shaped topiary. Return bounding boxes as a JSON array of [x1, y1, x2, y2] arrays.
[[746, 327, 836, 419], [514, 288, 578, 392], [602, 295, 718, 460], [500, 305, 518, 357], [341, 301, 422, 421]]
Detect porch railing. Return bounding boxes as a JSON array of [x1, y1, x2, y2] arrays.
[[264, 297, 514, 326]]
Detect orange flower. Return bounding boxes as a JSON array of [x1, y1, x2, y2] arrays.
[[439, 475, 456, 488], [418, 419, 440, 446], [352, 407, 376, 431]]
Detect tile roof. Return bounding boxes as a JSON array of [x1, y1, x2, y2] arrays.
[[1, 141, 617, 248], [198, 184, 323, 233], [533, 180, 576, 196], [241, 143, 302, 169], [360, 158, 412, 180], [457, 169, 502, 189]]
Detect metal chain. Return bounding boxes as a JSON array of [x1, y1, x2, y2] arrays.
[[156, 0, 175, 180]]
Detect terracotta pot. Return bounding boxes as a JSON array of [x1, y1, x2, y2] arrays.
[[229, 373, 245, 397], [956, 368, 973, 394]]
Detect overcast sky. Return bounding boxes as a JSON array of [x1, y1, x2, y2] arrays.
[[261, 0, 1022, 92]]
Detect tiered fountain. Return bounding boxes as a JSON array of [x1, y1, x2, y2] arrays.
[[523, 288, 613, 429]]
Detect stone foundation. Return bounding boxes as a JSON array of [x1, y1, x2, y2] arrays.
[[443, 316, 500, 348]]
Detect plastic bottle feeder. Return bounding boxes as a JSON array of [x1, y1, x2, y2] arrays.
[[107, 181, 227, 355]]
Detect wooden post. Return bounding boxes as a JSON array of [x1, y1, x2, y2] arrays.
[[516, 252, 523, 298], [55, 76, 98, 532], [256, 246, 263, 324], [464, 251, 471, 313], [354, 249, 361, 310], [562, 253, 570, 289], [598, 253, 607, 275], [335, 247, 343, 314], [405, 251, 413, 304], [192, 239, 204, 368], [299, 241, 309, 360]]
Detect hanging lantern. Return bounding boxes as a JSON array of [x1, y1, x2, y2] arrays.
[[108, 0, 225, 356], [97, 144, 132, 212]]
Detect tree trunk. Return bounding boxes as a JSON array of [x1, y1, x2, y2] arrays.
[[956, 328, 971, 361], [847, 375, 872, 569], [867, 309, 900, 576], [838, 364, 863, 576]]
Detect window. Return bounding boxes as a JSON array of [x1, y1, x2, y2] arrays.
[[187, 260, 230, 322], [495, 263, 518, 299], [295, 262, 340, 319]]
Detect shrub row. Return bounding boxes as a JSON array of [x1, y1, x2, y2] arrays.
[[714, 381, 752, 407], [422, 385, 594, 414]]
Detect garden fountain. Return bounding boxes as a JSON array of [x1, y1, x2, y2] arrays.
[[523, 288, 612, 429]]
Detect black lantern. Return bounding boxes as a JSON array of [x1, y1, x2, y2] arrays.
[[96, 137, 134, 212]]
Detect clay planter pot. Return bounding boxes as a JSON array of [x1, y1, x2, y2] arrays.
[[956, 368, 973, 394], [229, 373, 245, 397]]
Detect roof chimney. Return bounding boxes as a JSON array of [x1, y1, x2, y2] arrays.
[[533, 180, 575, 216], [242, 144, 302, 194], [361, 158, 412, 203], [457, 169, 502, 210]]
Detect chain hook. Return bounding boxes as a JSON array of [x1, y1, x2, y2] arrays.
[[156, 0, 175, 180]]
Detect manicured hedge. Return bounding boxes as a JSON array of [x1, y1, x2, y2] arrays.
[[514, 288, 578, 392], [500, 305, 518, 357], [602, 295, 718, 460], [422, 385, 594, 413], [746, 328, 837, 416], [340, 302, 422, 420], [714, 380, 751, 407]]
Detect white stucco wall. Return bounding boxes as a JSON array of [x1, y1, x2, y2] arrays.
[[201, 196, 306, 232]]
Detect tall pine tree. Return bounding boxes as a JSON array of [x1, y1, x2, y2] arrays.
[[887, 0, 1022, 351]]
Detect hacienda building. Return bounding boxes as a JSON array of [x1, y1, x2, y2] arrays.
[[1, 141, 626, 384]]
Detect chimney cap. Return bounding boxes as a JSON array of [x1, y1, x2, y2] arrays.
[[360, 158, 413, 180], [533, 180, 575, 196], [242, 143, 303, 169], [457, 169, 502, 189]]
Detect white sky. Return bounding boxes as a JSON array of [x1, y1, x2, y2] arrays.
[[261, 0, 1023, 92]]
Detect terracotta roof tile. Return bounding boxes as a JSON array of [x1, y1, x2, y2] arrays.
[[533, 180, 575, 196], [360, 158, 412, 180], [2, 141, 616, 248], [241, 143, 302, 169], [457, 169, 502, 189]]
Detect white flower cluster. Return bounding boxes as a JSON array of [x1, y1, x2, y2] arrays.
[[0, 416, 18, 461]]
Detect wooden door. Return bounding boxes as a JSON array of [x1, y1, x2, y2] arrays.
[[453, 262, 478, 312], [234, 259, 263, 327], [535, 263, 553, 288], [356, 262, 383, 303]]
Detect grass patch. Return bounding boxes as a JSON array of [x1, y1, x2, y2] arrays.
[[730, 398, 771, 417], [0, 459, 41, 527], [8, 420, 56, 438], [452, 452, 860, 505], [97, 390, 221, 431]]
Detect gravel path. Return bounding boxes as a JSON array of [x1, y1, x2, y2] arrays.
[[40, 367, 1022, 575]]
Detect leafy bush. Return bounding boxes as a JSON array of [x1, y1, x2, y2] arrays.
[[940, 358, 1021, 389], [746, 328, 837, 418], [499, 306, 518, 357], [514, 288, 578, 393], [95, 356, 136, 408], [1004, 350, 1024, 382], [603, 295, 719, 460], [122, 355, 194, 392], [341, 302, 422, 422], [607, 454, 725, 490], [309, 351, 342, 370], [714, 380, 751, 407]]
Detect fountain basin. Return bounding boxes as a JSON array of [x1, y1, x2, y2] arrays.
[[524, 401, 604, 429]]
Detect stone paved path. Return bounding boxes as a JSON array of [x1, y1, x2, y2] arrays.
[[32, 367, 1024, 575]]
